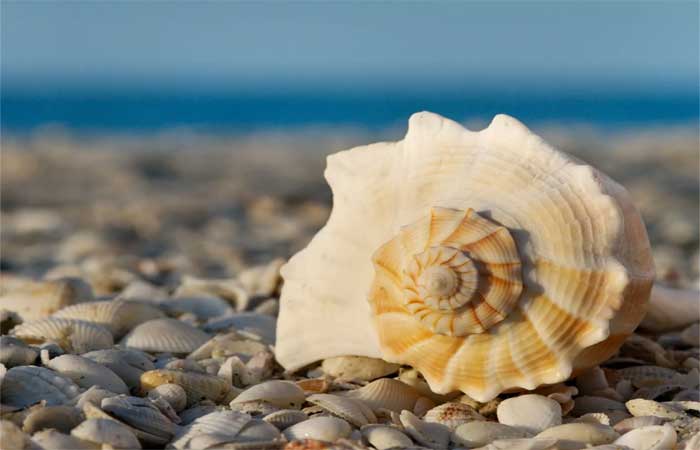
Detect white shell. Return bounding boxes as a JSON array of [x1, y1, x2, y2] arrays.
[[361, 424, 414, 450], [282, 416, 352, 442], [399, 410, 451, 450], [534, 423, 619, 445], [121, 318, 210, 354], [82, 348, 155, 390], [423, 402, 485, 430], [263, 409, 309, 430], [46, 354, 129, 394], [321, 356, 400, 382], [277, 112, 654, 401], [496, 394, 562, 434], [613, 424, 677, 450], [231, 380, 305, 409], [52, 299, 164, 338], [342, 378, 422, 413], [71, 418, 142, 449], [11, 318, 113, 353], [451, 422, 531, 447], [169, 410, 252, 449], [1, 365, 80, 407], [31, 429, 95, 450], [148, 383, 188, 412], [0, 336, 39, 367]]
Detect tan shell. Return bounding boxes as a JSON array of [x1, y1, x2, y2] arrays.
[[0, 277, 93, 321], [277, 112, 654, 401], [121, 318, 210, 354], [10, 317, 113, 353]]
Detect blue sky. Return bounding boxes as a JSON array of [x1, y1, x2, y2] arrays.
[[2, 1, 698, 90]]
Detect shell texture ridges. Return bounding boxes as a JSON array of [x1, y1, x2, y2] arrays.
[[276, 112, 655, 401]]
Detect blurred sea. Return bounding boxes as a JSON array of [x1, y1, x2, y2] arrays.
[[2, 83, 698, 134]]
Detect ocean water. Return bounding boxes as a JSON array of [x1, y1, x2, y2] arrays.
[[2, 84, 698, 134]]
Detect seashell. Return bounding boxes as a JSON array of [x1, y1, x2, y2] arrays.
[[1, 420, 32, 450], [121, 318, 210, 354], [46, 354, 129, 394], [100, 395, 179, 445], [276, 112, 654, 401], [52, 299, 164, 338], [264, 409, 309, 430], [618, 365, 683, 388], [321, 356, 400, 382], [230, 399, 281, 416], [575, 412, 612, 426], [342, 378, 422, 413], [571, 396, 627, 416], [1, 365, 80, 407], [205, 313, 276, 346], [179, 404, 220, 425], [71, 418, 142, 449], [226, 418, 281, 444], [306, 394, 376, 427], [361, 424, 413, 450], [238, 258, 285, 297], [22, 405, 84, 434], [451, 422, 532, 447], [11, 318, 113, 353], [397, 368, 460, 404], [423, 402, 485, 430], [399, 410, 450, 450], [162, 295, 235, 320], [613, 424, 677, 450], [169, 410, 251, 449], [535, 423, 619, 445], [140, 369, 231, 406], [641, 285, 699, 333], [674, 389, 700, 402], [176, 275, 250, 311], [148, 383, 188, 412], [282, 416, 352, 442], [632, 384, 686, 401], [244, 351, 275, 384], [613, 416, 667, 434], [0, 277, 93, 321], [31, 429, 95, 450], [74, 386, 119, 409], [626, 398, 687, 419], [533, 384, 579, 416], [497, 395, 562, 434], [473, 437, 573, 450], [296, 378, 330, 395], [232, 380, 305, 409], [82, 348, 155, 390], [0, 336, 39, 367]]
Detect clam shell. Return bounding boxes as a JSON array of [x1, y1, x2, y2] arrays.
[[22, 405, 84, 434], [423, 402, 485, 430], [169, 410, 252, 449], [121, 318, 210, 354], [535, 423, 619, 445], [11, 318, 113, 353], [101, 395, 179, 445], [147, 383, 188, 412], [71, 418, 142, 449], [46, 354, 129, 394], [0, 336, 39, 367], [497, 395, 562, 434], [31, 429, 95, 450], [74, 386, 119, 409], [232, 380, 305, 409], [263, 410, 309, 430], [0, 277, 93, 321], [282, 416, 352, 442], [451, 422, 532, 447], [361, 424, 413, 450], [140, 369, 231, 406], [1, 365, 80, 407], [626, 399, 687, 419], [399, 410, 450, 450], [82, 348, 155, 390], [307, 393, 376, 427], [321, 356, 400, 382], [342, 378, 421, 413], [613, 424, 677, 450], [204, 313, 276, 346]]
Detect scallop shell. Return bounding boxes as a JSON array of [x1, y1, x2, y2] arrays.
[[11, 318, 113, 353], [100, 395, 180, 444], [276, 112, 654, 401], [121, 318, 210, 354], [140, 369, 231, 406], [231, 380, 305, 409], [263, 409, 309, 430], [306, 393, 377, 427], [1, 365, 80, 407], [46, 354, 129, 394], [423, 402, 485, 430], [342, 378, 422, 413], [52, 299, 164, 338]]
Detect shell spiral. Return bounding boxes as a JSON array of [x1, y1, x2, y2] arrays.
[[276, 112, 655, 401]]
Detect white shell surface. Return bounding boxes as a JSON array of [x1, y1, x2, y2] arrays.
[[613, 424, 677, 450], [231, 380, 305, 409], [1, 365, 80, 407], [169, 410, 252, 449], [82, 348, 155, 390], [71, 418, 142, 449], [47, 354, 129, 394], [11, 318, 113, 353], [496, 394, 562, 434], [121, 318, 210, 354], [282, 416, 352, 442]]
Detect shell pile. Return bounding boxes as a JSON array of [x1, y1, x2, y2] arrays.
[[1, 113, 699, 449]]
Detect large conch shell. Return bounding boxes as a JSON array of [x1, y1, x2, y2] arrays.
[[276, 112, 655, 401]]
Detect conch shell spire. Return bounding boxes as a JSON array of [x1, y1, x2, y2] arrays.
[[276, 112, 654, 401]]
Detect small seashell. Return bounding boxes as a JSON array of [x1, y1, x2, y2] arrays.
[[451, 422, 532, 447], [641, 285, 699, 333], [343, 378, 422, 413], [147, 383, 187, 412], [626, 398, 687, 419], [22, 405, 83, 434], [571, 396, 627, 416], [613, 416, 667, 434], [245, 350, 276, 384], [497, 395, 562, 434], [535, 384, 579, 416], [473, 437, 566, 450], [169, 410, 251, 449], [74, 386, 119, 409], [31, 429, 95, 450], [399, 410, 450, 450], [632, 384, 686, 401], [121, 318, 210, 355], [46, 354, 129, 394], [423, 402, 485, 430], [176, 275, 250, 311], [0, 336, 39, 367], [101, 395, 179, 445], [283, 416, 352, 442], [11, 318, 113, 353], [674, 389, 700, 402], [165, 358, 206, 373], [613, 423, 677, 450], [576, 367, 610, 396], [82, 348, 155, 390], [232, 380, 305, 409], [51, 299, 129, 338], [535, 423, 619, 445], [361, 424, 413, 450], [321, 356, 400, 382], [307, 393, 376, 427], [71, 418, 142, 449], [0, 277, 93, 321], [162, 295, 235, 320], [140, 369, 232, 406], [264, 409, 309, 430], [1, 365, 80, 407], [574, 412, 612, 426], [204, 313, 276, 346]]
